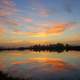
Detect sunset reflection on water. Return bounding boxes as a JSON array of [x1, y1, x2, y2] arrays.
[[0, 51, 80, 80]]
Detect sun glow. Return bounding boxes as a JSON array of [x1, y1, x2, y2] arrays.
[[31, 32, 48, 37]]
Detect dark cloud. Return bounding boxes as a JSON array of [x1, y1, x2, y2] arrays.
[[63, 0, 73, 13]]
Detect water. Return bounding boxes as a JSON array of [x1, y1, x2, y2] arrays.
[[0, 50, 80, 80]]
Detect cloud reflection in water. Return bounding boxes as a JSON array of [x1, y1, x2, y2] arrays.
[[4, 58, 80, 80]]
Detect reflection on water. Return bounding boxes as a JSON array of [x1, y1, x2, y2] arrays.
[[0, 50, 80, 80]]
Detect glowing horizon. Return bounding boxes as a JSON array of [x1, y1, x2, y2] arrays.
[[0, 0, 80, 46]]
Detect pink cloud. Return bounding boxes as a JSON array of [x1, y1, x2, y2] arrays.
[[24, 18, 32, 23], [16, 22, 23, 26]]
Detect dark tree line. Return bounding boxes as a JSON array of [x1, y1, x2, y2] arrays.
[[0, 43, 80, 52], [0, 71, 40, 80], [0, 71, 28, 80], [29, 43, 65, 52]]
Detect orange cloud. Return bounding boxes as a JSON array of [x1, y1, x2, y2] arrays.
[[11, 21, 76, 37], [46, 24, 65, 35], [0, 28, 6, 34], [45, 22, 76, 35], [11, 23, 65, 37]]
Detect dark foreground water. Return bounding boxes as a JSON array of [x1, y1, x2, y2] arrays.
[[0, 50, 80, 80]]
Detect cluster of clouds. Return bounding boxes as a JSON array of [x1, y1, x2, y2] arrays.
[[0, 0, 80, 45], [0, 0, 79, 36], [28, 0, 74, 16], [0, 0, 16, 16], [0, 0, 18, 32]]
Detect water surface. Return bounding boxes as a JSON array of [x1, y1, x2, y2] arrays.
[[0, 51, 80, 80]]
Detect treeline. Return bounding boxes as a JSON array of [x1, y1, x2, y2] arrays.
[[0, 71, 32, 80], [28, 43, 80, 52], [0, 43, 80, 52], [29, 43, 65, 52]]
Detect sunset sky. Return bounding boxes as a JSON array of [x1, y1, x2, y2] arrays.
[[0, 0, 80, 46]]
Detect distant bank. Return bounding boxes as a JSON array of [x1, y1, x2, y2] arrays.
[[0, 43, 80, 52]]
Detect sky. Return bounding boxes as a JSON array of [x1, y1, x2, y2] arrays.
[[0, 0, 80, 46]]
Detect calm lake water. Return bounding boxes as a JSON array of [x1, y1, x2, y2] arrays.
[[0, 50, 80, 80]]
